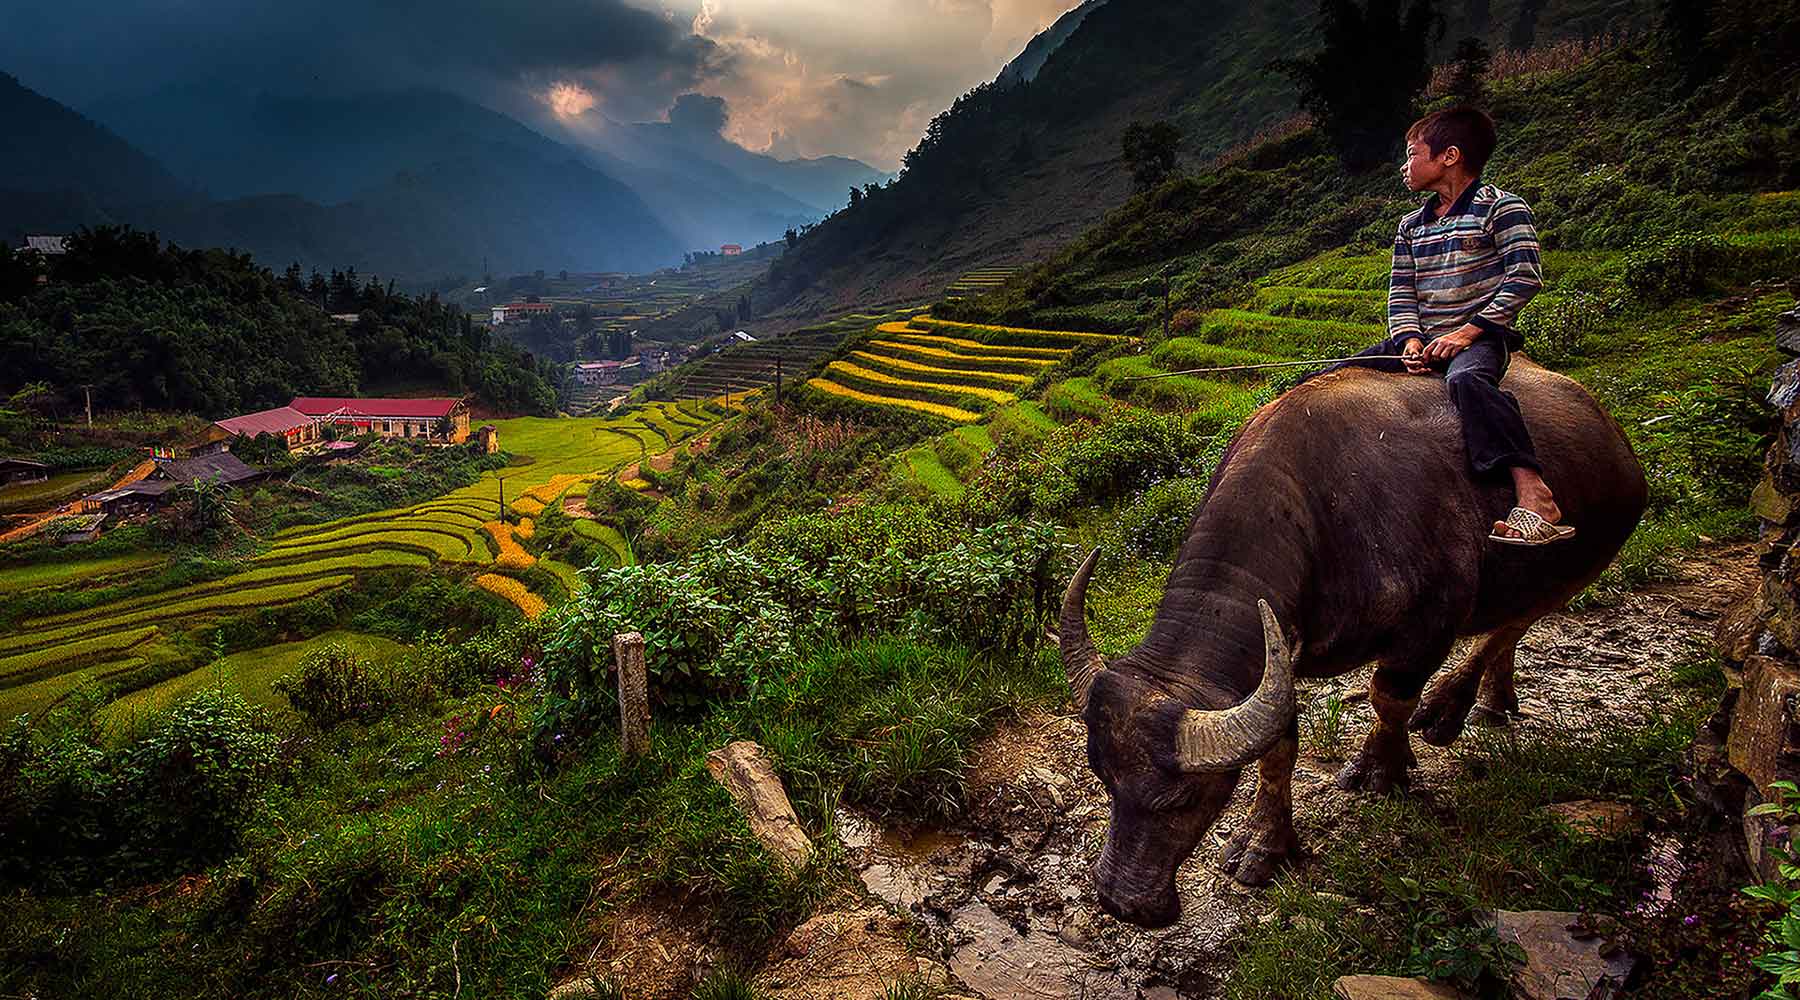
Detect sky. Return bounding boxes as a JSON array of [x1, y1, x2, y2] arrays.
[[2, 0, 1084, 170]]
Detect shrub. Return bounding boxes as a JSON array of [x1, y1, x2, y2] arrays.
[[1617, 232, 1732, 305], [0, 684, 278, 887], [273, 642, 391, 728], [123, 687, 279, 865], [1516, 290, 1604, 367], [540, 518, 1059, 729], [967, 408, 1206, 518], [1105, 476, 1210, 559]]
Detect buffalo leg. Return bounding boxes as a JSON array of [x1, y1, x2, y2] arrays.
[[1336, 664, 1429, 794], [1409, 622, 1531, 747], [1471, 634, 1526, 725], [1220, 719, 1301, 886]]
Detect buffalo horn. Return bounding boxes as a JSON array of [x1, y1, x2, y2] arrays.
[[1060, 547, 1107, 712], [1170, 599, 1296, 772]]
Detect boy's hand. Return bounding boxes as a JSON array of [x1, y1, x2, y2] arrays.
[[1419, 325, 1482, 363], [1401, 338, 1429, 374]]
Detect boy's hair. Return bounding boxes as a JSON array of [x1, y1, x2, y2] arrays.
[[1406, 106, 1497, 174]]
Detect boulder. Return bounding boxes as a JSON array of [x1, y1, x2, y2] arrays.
[[705, 740, 814, 870], [1777, 305, 1800, 358], [1331, 975, 1464, 1000], [1727, 655, 1800, 796], [1490, 910, 1635, 1000], [1539, 800, 1644, 839]]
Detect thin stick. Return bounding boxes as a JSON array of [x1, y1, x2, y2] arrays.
[[1120, 354, 1412, 380]]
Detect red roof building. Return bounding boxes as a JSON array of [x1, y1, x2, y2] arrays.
[[290, 397, 462, 420], [211, 405, 321, 452]]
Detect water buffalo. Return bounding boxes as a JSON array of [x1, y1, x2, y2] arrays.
[[1062, 360, 1646, 927]]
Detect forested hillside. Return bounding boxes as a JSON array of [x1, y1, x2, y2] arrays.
[[0, 227, 558, 416], [739, 0, 1656, 322]]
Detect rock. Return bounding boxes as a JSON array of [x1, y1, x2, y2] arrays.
[[1057, 910, 1098, 948], [1331, 975, 1464, 999], [1777, 305, 1800, 358], [705, 741, 814, 870], [1539, 800, 1644, 839], [1754, 476, 1796, 525], [546, 978, 602, 1000], [1490, 910, 1635, 1000], [1727, 655, 1800, 797], [1770, 357, 1800, 411]]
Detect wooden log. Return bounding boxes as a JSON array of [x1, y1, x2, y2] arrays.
[[613, 631, 650, 756], [705, 740, 814, 870]]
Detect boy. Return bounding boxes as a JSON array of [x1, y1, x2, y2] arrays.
[[1323, 106, 1570, 545]]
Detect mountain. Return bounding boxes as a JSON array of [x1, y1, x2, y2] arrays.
[[554, 107, 888, 251], [0, 72, 194, 242], [734, 0, 1657, 322], [996, 0, 1109, 86], [8, 82, 685, 280]]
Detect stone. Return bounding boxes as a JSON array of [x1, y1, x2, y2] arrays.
[[546, 978, 603, 1000], [1539, 800, 1644, 839], [1727, 655, 1800, 797], [1753, 476, 1796, 525], [1777, 305, 1800, 358], [1331, 975, 1464, 1000], [705, 741, 814, 870], [1490, 910, 1635, 1000], [1771, 357, 1800, 411]]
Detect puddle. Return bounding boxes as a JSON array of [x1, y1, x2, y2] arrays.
[[947, 901, 1135, 1000]]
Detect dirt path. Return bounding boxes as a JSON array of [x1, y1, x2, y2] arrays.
[[573, 545, 1756, 999]]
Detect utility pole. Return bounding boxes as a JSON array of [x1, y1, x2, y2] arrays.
[[496, 472, 512, 520], [774, 358, 782, 405], [80, 384, 93, 428]]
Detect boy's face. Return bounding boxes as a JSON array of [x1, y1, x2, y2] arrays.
[[1401, 139, 1458, 192]]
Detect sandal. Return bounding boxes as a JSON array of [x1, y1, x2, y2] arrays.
[[1489, 507, 1576, 546]]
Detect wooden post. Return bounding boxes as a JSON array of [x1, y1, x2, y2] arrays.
[[613, 631, 650, 756]]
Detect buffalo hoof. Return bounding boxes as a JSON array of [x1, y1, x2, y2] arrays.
[[1218, 825, 1302, 886], [1334, 752, 1411, 795], [1407, 695, 1472, 748], [1468, 704, 1520, 729]]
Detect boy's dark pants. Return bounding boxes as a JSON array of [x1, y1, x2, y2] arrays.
[[1307, 333, 1542, 476]]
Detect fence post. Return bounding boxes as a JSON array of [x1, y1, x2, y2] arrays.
[[613, 631, 649, 756]]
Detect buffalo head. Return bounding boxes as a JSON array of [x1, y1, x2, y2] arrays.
[[1060, 548, 1295, 927]]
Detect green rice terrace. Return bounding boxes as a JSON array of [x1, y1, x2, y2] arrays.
[[0, 399, 726, 722]]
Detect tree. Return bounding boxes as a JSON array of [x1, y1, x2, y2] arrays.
[[1121, 121, 1183, 192], [784, 228, 799, 249], [1441, 37, 1491, 105], [169, 474, 239, 540], [1277, 0, 1442, 171], [848, 186, 863, 209]]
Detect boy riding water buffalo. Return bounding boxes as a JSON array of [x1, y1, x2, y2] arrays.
[[1310, 106, 1572, 545]]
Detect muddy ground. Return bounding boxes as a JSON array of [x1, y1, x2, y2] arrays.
[[573, 545, 1756, 999]]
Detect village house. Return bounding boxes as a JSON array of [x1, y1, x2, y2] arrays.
[[0, 457, 49, 488], [720, 243, 743, 256], [19, 235, 67, 256], [490, 301, 554, 325], [290, 397, 471, 443], [572, 360, 634, 386], [80, 452, 264, 518], [211, 405, 322, 453]]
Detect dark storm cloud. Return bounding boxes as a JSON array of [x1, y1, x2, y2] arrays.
[[667, 92, 728, 133], [0, 0, 722, 114]]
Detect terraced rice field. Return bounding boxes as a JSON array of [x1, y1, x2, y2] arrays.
[[944, 265, 1021, 298], [806, 315, 1129, 424], [0, 402, 714, 719]]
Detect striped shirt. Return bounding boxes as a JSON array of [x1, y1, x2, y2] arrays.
[[1388, 180, 1543, 350]]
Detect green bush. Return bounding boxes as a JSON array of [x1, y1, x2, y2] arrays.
[[540, 518, 1059, 729], [272, 642, 392, 728], [1105, 476, 1210, 559], [0, 684, 277, 888], [1516, 291, 1604, 367], [1617, 232, 1733, 305], [967, 407, 1206, 517]]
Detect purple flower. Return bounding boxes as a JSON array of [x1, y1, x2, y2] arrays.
[[1682, 915, 1699, 927], [326, 974, 338, 985]]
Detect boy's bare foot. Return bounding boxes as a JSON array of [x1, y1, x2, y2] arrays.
[[1492, 468, 1563, 539]]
